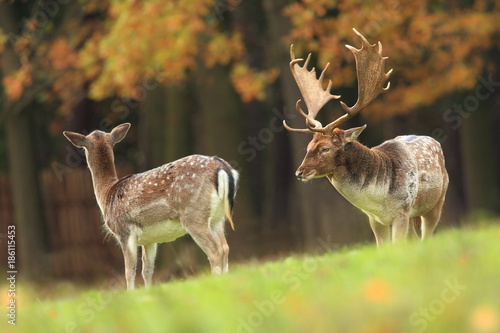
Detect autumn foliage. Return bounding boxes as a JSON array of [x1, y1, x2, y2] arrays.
[[1, 0, 498, 118], [284, 0, 500, 118], [79, 0, 278, 103]]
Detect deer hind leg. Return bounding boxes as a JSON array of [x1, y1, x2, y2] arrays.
[[421, 210, 439, 239], [408, 217, 421, 241], [391, 214, 410, 243], [141, 243, 157, 288], [369, 217, 390, 247], [421, 198, 445, 239], [213, 220, 229, 273], [120, 236, 138, 290], [182, 218, 224, 275], [422, 174, 448, 239]]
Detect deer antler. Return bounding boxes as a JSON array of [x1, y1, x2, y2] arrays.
[[283, 45, 340, 134], [284, 28, 393, 135], [329, 28, 393, 131]]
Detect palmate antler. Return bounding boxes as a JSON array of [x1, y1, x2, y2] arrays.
[[284, 28, 393, 135]]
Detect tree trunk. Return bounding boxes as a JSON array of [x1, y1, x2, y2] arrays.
[[231, 0, 295, 250], [141, 85, 166, 169], [194, 65, 244, 161], [165, 84, 194, 162], [194, 64, 258, 256], [4, 110, 49, 279], [1, 2, 49, 280], [460, 96, 499, 216]]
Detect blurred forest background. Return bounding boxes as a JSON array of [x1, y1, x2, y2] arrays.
[[0, 0, 499, 284]]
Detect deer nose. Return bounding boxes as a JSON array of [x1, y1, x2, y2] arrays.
[[295, 170, 304, 179]]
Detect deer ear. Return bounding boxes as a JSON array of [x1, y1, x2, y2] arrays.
[[343, 124, 367, 144], [63, 131, 88, 148], [110, 123, 131, 145]]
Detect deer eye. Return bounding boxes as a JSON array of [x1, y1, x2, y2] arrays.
[[321, 147, 330, 153]]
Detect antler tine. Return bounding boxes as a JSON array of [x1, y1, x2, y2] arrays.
[[325, 28, 392, 131], [285, 44, 340, 134], [283, 100, 317, 134]]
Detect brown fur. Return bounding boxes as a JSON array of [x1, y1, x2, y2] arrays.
[[64, 123, 239, 289], [295, 126, 449, 246]]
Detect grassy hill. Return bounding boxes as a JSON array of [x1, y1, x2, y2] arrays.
[[3, 223, 500, 333]]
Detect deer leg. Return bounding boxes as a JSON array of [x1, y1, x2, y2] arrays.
[[422, 214, 439, 239], [422, 187, 446, 239], [183, 220, 224, 275], [213, 221, 229, 274], [391, 214, 410, 242], [120, 236, 138, 290], [422, 176, 448, 239], [141, 243, 157, 288], [369, 217, 390, 247], [408, 217, 421, 241], [421, 203, 443, 240]]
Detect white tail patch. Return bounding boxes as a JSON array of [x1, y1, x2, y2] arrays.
[[217, 169, 236, 230]]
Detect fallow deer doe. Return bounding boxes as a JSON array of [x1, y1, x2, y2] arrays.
[[64, 123, 239, 289], [284, 29, 449, 245]]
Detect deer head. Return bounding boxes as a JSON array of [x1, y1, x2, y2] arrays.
[[63, 123, 131, 174], [285, 28, 392, 180]]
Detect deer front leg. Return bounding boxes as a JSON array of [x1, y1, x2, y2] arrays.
[[141, 243, 157, 288], [391, 214, 410, 242], [120, 236, 138, 290], [368, 216, 390, 247]]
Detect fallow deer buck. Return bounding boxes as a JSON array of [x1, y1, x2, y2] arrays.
[[284, 29, 449, 245], [64, 123, 239, 289]]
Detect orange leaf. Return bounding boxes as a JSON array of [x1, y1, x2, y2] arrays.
[[362, 278, 393, 304]]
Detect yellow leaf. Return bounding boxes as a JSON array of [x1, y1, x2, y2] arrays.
[[470, 305, 499, 332]]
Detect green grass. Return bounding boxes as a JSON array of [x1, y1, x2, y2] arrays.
[[3, 223, 500, 333]]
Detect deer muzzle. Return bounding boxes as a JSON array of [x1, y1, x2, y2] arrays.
[[295, 168, 316, 182]]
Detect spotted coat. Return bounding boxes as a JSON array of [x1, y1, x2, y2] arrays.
[[295, 127, 449, 245]]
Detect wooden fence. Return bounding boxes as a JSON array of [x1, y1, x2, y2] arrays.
[[0, 166, 135, 281]]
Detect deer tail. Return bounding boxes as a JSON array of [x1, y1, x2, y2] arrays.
[[215, 162, 239, 231]]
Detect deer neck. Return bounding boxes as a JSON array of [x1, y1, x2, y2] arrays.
[[327, 141, 381, 195], [86, 149, 119, 213]]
